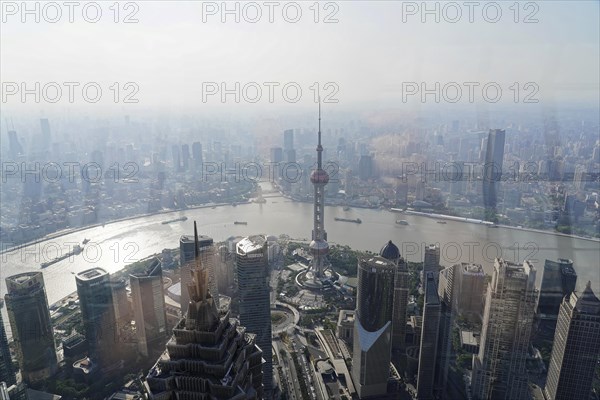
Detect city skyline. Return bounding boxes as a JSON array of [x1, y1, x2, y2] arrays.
[[1, 2, 599, 398]]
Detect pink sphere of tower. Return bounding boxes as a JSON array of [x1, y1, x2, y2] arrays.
[[310, 169, 329, 185]]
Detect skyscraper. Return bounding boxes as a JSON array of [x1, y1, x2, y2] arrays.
[[4, 272, 58, 384], [456, 263, 486, 318], [379, 240, 409, 352], [192, 141, 203, 169], [75, 268, 118, 369], [181, 143, 190, 171], [0, 312, 16, 387], [270, 147, 283, 182], [472, 259, 537, 400], [423, 244, 440, 278], [482, 129, 505, 213], [358, 154, 373, 181], [537, 258, 577, 316], [146, 223, 264, 399], [416, 272, 441, 400], [39, 118, 51, 150], [309, 104, 329, 280], [171, 144, 181, 172], [110, 277, 130, 326], [130, 258, 168, 357], [6, 131, 24, 158], [283, 129, 294, 151], [180, 234, 218, 314], [435, 265, 459, 399], [352, 255, 395, 398], [543, 282, 600, 400], [236, 235, 273, 393], [437, 265, 457, 307]]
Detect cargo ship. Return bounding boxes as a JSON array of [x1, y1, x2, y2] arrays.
[[234, 221, 248, 225], [334, 217, 362, 224], [41, 245, 83, 268], [396, 219, 409, 225], [161, 216, 188, 225]]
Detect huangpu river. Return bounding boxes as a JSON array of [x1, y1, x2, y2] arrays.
[[2, 196, 599, 310]]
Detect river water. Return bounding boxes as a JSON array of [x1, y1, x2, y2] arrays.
[[2, 196, 599, 309]]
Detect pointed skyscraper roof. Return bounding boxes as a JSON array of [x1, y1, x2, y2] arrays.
[[574, 281, 600, 314], [379, 240, 400, 261], [185, 221, 219, 331]]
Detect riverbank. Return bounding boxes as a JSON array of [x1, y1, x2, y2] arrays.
[[391, 208, 599, 243], [2, 197, 598, 257], [0, 201, 250, 255]]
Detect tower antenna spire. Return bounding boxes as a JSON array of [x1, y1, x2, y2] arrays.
[[193, 221, 199, 259], [193, 220, 203, 271], [317, 98, 323, 169], [318, 97, 321, 146]]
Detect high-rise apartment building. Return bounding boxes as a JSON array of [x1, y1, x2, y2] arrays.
[[543, 282, 600, 400], [472, 259, 536, 400], [180, 234, 218, 314], [416, 272, 441, 400], [236, 235, 273, 393], [4, 272, 58, 384], [0, 312, 16, 387], [75, 268, 118, 369], [352, 255, 395, 398], [146, 223, 264, 398], [130, 258, 168, 357]]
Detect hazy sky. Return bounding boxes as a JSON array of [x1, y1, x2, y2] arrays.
[[1, 1, 598, 114]]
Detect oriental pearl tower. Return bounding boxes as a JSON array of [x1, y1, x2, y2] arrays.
[[309, 101, 329, 281]]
